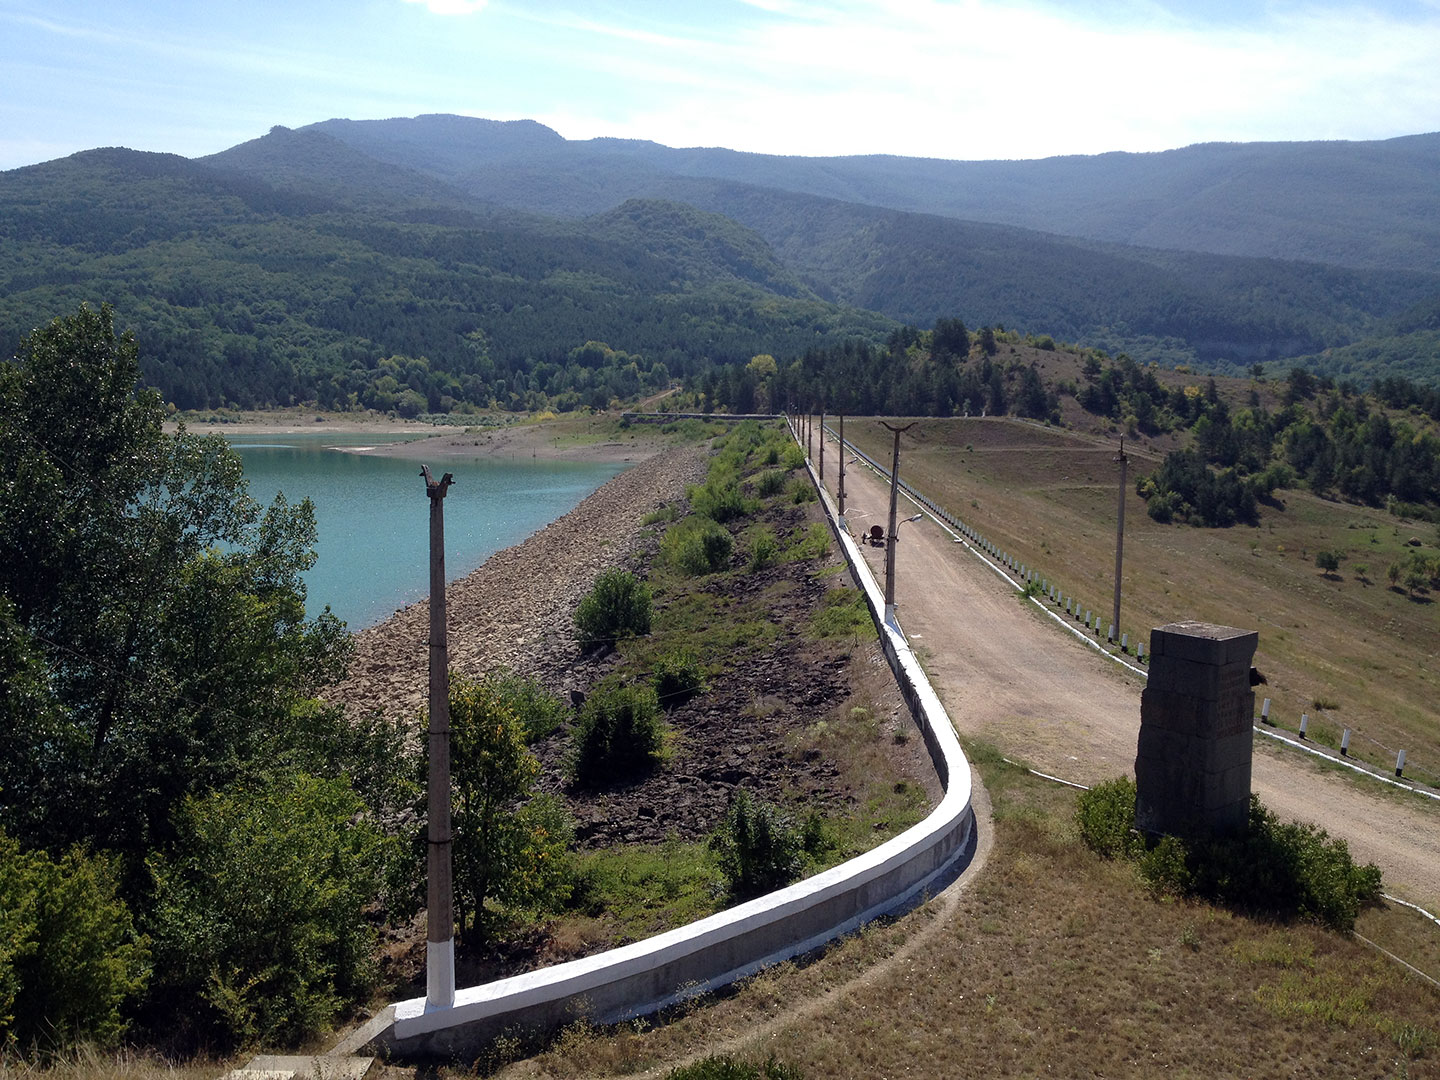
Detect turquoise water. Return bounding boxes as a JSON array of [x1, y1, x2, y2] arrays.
[[229, 433, 625, 629]]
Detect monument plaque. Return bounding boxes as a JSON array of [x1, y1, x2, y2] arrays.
[[1135, 621, 1258, 837]]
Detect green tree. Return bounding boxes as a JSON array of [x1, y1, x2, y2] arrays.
[[0, 305, 350, 858], [146, 772, 391, 1048], [449, 675, 573, 942], [1315, 550, 1341, 576]]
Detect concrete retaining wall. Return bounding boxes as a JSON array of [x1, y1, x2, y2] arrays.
[[368, 425, 973, 1059]]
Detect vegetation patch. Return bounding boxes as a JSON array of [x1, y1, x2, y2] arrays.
[[1076, 778, 1383, 931]]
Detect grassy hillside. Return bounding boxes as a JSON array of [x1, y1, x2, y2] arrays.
[[842, 411, 1440, 787]]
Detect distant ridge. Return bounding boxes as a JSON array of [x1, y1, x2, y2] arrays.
[[299, 115, 1440, 275]]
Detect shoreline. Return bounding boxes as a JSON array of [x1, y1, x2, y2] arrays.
[[329, 443, 709, 719], [168, 412, 670, 465]]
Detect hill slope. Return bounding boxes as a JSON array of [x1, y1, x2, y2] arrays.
[[304, 115, 1440, 274]]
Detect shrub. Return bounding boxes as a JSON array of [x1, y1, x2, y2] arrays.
[[1074, 777, 1143, 860], [574, 568, 652, 647], [570, 682, 666, 786], [653, 649, 706, 706], [787, 522, 831, 561], [662, 518, 733, 575], [710, 790, 804, 901], [480, 669, 571, 742], [791, 479, 818, 504], [0, 831, 149, 1051], [147, 772, 391, 1048], [689, 477, 752, 522], [746, 525, 780, 571], [756, 469, 788, 498], [1076, 780, 1382, 931]]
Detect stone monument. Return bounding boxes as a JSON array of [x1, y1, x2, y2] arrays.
[[1135, 621, 1258, 837]]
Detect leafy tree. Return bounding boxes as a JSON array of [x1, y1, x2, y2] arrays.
[[931, 316, 969, 359], [146, 772, 391, 1048], [448, 675, 572, 942], [1315, 550, 1341, 576], [0, 305, 351, 858]]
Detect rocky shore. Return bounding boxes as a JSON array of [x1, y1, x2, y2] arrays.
[[332, 444, 709, 720]]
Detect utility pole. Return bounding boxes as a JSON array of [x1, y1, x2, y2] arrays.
[[837, 414, 847, 523], [1112, 436, 1128, 639], [806, 410, 813, 463], [819, 410, 825, 485], [421, 464, 456, 1011], [881, 421, 917, 626]]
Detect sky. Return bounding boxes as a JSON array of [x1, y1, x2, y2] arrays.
[[3, 0, 1439, 172]]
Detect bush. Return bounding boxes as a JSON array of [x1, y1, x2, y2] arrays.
[[0, 831, 149, 1051], [756, 469, 788, 498], [1076, 781, 1382, 930], [809, 587, 871, 639], [653, 649, 706, 705], [688, 477, 752, 522], [662, 518, 734, 575], [746, 525, 780, 571], [570, 682, 666, 786], [480, 669, 571, 742], [710, 790, 804, 901], [147, 772, 391, 1048], [574, 568, 652, 647], [791, 479, 818, 504], [1075, 777, 1143, 860]]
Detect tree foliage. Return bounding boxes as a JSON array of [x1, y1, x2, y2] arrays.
[[0, 305, 351, 858], [448, 675, 573, 942], [146, 772, 391, 1048], [0, 830, 150, 1051]]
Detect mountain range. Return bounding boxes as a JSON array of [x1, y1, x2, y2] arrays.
[[2, 114, 1437, 409]]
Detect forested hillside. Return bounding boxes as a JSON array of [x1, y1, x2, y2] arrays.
[[5, 114, 1440, 409], [0, 149, 891, 410], [304, 116, 1440, 274]]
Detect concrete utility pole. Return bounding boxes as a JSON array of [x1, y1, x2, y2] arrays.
[[837, 414, 847, 522], [819, 410, 825, 485], [421, 465, 456, 1011], [1112, 436, 1128, 638], [881, 421, 917, 626], [806, 411, 813, 462]]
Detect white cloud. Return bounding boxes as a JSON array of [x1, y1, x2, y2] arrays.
[[527, 0, 1440, 158], [400, 0, 490, 15]]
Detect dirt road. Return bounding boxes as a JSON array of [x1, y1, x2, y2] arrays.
[[826, 438, 1440, 909]]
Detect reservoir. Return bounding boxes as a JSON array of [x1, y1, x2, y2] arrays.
[[229, 433, 626, 629]]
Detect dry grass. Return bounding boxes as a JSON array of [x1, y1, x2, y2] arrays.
[[0, 1048, 231, 1080], [450, 752, 1440, 1079], [843, 416, 1440, 787]]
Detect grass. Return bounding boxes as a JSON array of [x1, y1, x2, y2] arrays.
[[843, 417, 1440, 785], [486, 745, 1440, 1079]]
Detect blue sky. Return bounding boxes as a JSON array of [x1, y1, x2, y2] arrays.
[[3, 0, 1438, 171]]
